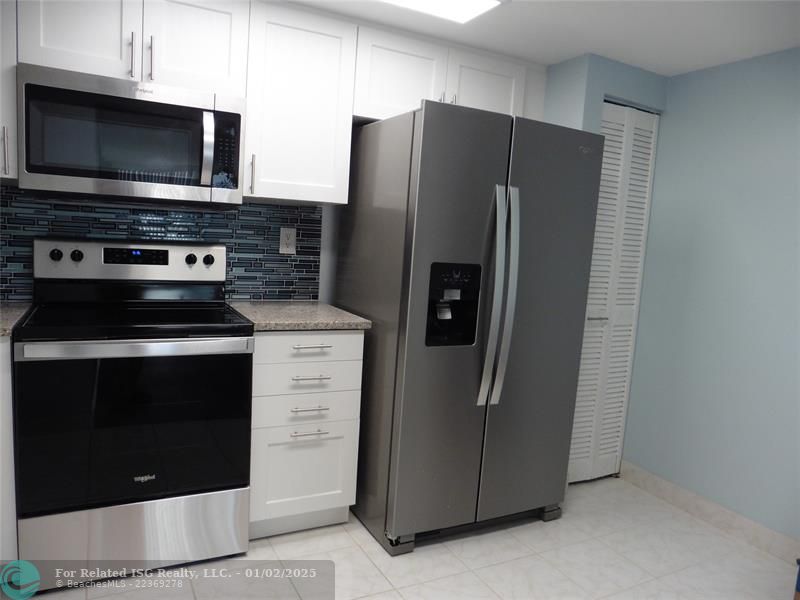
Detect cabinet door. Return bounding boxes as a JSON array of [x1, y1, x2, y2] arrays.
[[250, 420, 359, 521], [246, 4, 356, 204], [354, 28, 448, 119], [1, 0, 17, 179], [142, 0, 249, 95], [445, 49, 526, 115], [17, 0, 143, 80]]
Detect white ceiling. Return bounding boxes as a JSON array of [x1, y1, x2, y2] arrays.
[[294, 1, 800, 76]]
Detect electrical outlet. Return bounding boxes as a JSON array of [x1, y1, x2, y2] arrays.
[[279, 227, 296, 255]]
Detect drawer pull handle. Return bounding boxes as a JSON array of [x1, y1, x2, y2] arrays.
[[292, 375, 332, 382], [290, 429, 330, 438], [292, 344, 333, 350], [290, 406, 331, 413]]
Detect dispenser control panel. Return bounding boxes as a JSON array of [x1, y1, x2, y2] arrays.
[[425, 262, 481, 346]]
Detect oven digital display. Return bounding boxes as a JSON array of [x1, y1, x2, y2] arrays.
[[103, 248, 169, 265]]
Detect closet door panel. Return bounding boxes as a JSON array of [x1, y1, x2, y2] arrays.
[[568, 103, 658, 482]]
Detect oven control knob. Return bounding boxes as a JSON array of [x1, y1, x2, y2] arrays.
[[70, 249, 84, 262], [203, 254, 215, 266], [185, 253, 197, 265], [49, 248, 63, 262]]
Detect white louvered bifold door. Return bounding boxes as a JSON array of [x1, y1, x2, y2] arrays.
[[568, 103, 659, 482]]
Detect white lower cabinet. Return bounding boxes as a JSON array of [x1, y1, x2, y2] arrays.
[[249, 330, 364, 538], [250, 420, 358, 522]]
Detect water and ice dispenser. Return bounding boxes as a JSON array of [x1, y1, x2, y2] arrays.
[[425, 263, 482, 346]]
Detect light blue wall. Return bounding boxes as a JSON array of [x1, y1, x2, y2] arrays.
[[625, 47, 800, 539], [543, 55, 589, 130], [582, 54, 667, 133], [543, 54, 666, 132]]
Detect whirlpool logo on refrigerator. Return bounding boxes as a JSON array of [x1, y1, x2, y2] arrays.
[[133, 474, 156, 483]]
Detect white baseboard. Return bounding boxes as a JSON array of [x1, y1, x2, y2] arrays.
[[620, 460, 800, 566], [249, 506, 349, 540]]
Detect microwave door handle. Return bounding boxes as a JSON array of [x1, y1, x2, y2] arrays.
[[477, 184, 507, 406], [489, 186, 520, 406], [201, 111, 215, 186]]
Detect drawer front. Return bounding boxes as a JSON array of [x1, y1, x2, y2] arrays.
[[250, 419, 359, 522], [254, 331, 364, 364], [252, 361, 363, 396], [252, 390, 360, 429]]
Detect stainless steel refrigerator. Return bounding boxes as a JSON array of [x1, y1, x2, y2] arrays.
[[335, 101, 603, 555]]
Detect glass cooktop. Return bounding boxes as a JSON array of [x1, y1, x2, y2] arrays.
[[14, 303, 253, 341]]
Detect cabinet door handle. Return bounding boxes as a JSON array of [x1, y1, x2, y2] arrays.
[[129, 32, 136, 78], [290, 429, 330, 438], [292, 344, 333, 350], [450, 94, 457, 104], [2, 126, 8, 175], [149, 35, 155, 80], [290, 406, 331, 414], [250, 154, 256, 194], [438, 91, 445, 102], [291, 375, 332, 382]]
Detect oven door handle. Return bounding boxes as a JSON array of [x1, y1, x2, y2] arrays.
[[14, 337, 254, 361], [200, 111, 215, 187]]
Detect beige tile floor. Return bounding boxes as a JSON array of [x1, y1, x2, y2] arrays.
[[45, 478, 796, 599]]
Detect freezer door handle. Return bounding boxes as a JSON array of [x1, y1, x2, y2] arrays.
[[477, 184, 508, 406], [489, 186, 520, 406]]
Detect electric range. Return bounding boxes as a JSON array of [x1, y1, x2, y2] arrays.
[[11, 238, 254, 589]]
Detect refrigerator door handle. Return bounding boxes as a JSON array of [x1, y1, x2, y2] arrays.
[[489, 186, 520, 406], [477, 184, 508, 406]]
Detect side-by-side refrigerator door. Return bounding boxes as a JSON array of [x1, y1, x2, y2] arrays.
[[387, 102, 512, 539], [477, 118, 604, 521]]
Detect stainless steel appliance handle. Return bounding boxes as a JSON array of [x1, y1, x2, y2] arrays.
[[290, 429, 330, 438], [290, 406, 331, 413], [15, 337, 254, 362], [250, 154, 256, 194], [489, 186, 520, 406], [291, 375, 332, 382], [129, 31, 136, 78], [200, 111, 215, 186], [477, 184, 507, 406], [292, 344, 333, 350], [149, 35, 155, 80], [1, 126, 8, 175]]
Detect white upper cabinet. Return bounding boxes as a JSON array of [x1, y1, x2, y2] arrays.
[[18, 0, 143, 80], [445, 49, 527, 115], [1, 0, 17, 179], [17, 0, 249, 94], [142, 0, 249, 95], [354, 28, 448, 120], [246, 3, 356, 204]]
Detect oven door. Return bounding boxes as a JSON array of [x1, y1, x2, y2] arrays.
[[17, 63, 243, 204], [13, 337, 253, 519]]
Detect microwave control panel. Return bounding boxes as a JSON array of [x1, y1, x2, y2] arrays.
[[211, 111, 241, 190]]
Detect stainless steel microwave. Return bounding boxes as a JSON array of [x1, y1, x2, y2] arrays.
[[17, 63, 244, 205]]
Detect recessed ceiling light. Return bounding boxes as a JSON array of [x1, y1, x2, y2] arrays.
[[377, 0, 501, 24]]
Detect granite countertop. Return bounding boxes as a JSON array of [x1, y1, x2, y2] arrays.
[[0, 303, 31, 337], [230, 301, 371, 332]]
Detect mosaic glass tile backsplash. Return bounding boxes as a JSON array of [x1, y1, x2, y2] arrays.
[[0, 185, 321, 302]]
